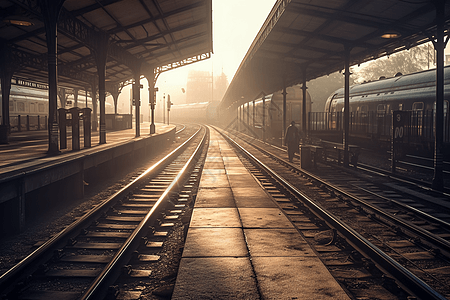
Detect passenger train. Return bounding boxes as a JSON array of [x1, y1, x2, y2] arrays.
[[239, 85, 311, 144], [313, 66, 450, 149], [0, 83, 113, 131], [325, 67, 449, 114], [169, 85, 311, 145]]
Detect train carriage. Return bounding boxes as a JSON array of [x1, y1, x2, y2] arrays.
[[239, 85, 311, 145], [317, 66, 450, 149], [1, 83, 114, 131]]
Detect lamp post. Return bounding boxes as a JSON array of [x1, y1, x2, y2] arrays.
[[149, 86, 157, 134], [163, 94, 166, 124], [167, 94, 172, 125]]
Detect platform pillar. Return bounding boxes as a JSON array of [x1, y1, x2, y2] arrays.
[[133, 65, 142, 137], [246, 102, 250, 134], [282, 85, 287, 145], [262, 96, 266, 142], [144, 68, 158, 134], [41, 0, 64, 155], [74, 89, 78, 108], [252, 100, 255, 134], [92, 33, 108, 144], [343, 46, 352, 167], [301, 69, 308, 138], [432, 0, 447, 191], [91, 81, 98, 132], [0, 44, 14, 144]]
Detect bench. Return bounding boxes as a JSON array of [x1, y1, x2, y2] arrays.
[[297, 145, 323, 169], [319, 140, 360, 167]]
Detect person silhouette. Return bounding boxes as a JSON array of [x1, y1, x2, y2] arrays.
[[284, 121, 300, 162]]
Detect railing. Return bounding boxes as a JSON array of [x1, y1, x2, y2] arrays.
[[8, 115, 48, 132], [308, 111, 450, 143]]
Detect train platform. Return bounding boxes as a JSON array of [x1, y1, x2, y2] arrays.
[[0, 122, 175, 234], [172, 130, 350, 299], [0, 122, 172, 177]]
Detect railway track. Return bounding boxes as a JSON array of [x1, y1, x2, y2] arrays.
[[219, 128, 450, 300], [0, 125, 208, 300], [327, 146, 450, 194]]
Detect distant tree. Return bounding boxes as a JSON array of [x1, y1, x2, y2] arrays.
[[307, 71, 355, 112], [353, 43, 432, 83]]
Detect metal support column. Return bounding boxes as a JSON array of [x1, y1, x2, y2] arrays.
[[74, 89, 78, 108], [92, 34, 108, 144], [58, 87, 68, 109], [301, 69, 308, 138], [252, 100, 255, 134], [148, 83, 157, 134], [91, 80, 98, 132], [0, 44, 13, 144], [133, 66, 141, 137], [432, 0, 448, 191], [240, 105, 243, 132], [85, 88, 89, 108], [163, 94, 166, 124], [262, 96, 266, 142], [282, 86, 287, 145], [343, 47, 352, 167], [144, 68, 157, 134], [237, 106, 240, 131], [111, 93, 119, 115], [247, 102, 250, 133], [41, 0, 65, 155]]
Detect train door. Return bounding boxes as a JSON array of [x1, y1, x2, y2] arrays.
[[376, 104, 387, 136], [357, 105, 368, 134], [327, 94, 338, 130]]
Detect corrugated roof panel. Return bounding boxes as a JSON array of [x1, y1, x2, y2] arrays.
[[0, 0, 212, 89], [221, 0, 450, 111]]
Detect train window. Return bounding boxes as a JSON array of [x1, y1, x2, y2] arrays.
[[9, 102, 14, 111], [17, 102, 25, 112], [377, 104, 386, 112], [360, 105, 368, 113], [39, 104, 45, 112], [30, 103, 36, 113], [412, 102, 424, 111], [399, 104, 403, 111]]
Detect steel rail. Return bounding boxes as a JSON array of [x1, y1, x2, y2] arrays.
[[357, 162, 450, 195], [219, 129, 447, 300], [81, 126, 207, 299], [228, 130, 450, 251], [0, 126, 202, 293], [175, 124, 186, 134], [237, 131, 450, 261]]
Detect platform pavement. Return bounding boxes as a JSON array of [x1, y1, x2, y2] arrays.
[[0, 122, 173, 176], [172, 130, 350, 299]]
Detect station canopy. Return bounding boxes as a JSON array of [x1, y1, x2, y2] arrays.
[[221, 0, 450, 110], [0, 0, 212, 90]]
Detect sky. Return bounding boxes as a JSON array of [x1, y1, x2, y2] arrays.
[[115, 0, 277, 115]]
